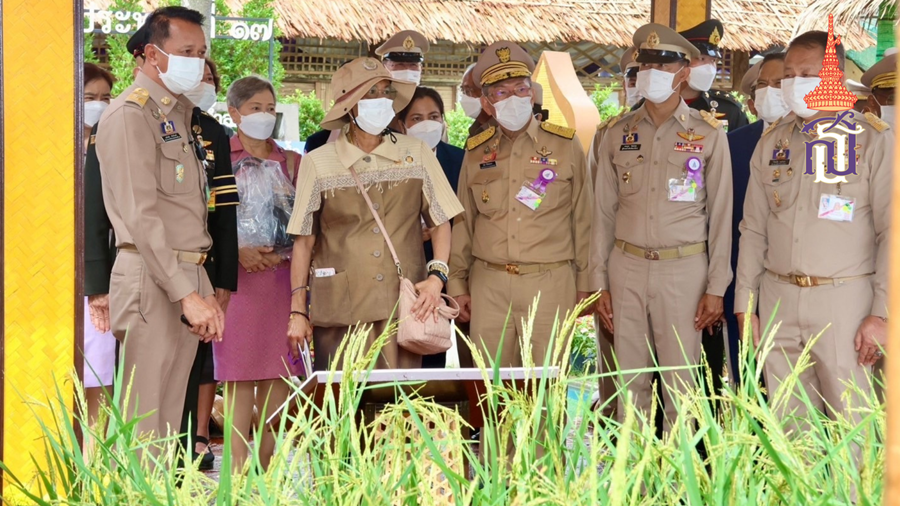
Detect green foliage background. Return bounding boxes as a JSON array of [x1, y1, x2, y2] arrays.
[[590, 84, 625, 121], [446, 106, 475, 148], [281, 90, 327, 141]]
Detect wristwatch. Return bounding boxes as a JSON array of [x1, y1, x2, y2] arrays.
[[428, 270, 448, 285]]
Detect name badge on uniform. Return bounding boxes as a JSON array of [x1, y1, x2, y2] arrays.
[[480, 161, 497, 169], [668, 178, 697, 202], [769, 149, 790, 165], [315, 268, 336, 278], [818, 194, 855, 222], [619, 144, 641, 151], [515, 169, 556, 211]]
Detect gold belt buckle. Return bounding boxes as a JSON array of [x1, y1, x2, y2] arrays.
[[505, 264, 520, 275], [644, 249, 660, 260], [793, 274, 813, 287], [198, 252, 208, 265]]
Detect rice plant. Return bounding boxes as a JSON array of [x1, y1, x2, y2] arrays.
[[0, 295, 885, 505]]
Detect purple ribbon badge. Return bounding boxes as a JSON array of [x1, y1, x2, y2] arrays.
[[532, 168, 557, 194], [685, 157, 703, 189]]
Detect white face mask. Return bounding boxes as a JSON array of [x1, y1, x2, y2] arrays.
[[184, 82, 217, 112], [880, 105, 896, 130], [153, 46, 205, 95], [492, 95, 533, 131], [781, 77, 821, 119], [624, 83, 641, 108], [84, 101, 109, 127], [688, 63, 717, 92], [354, 97, 396, 135], [754, 87, 790, 124], [636, 68, 682, 104], [406, 119, 444, 149], [459, 94, 482, 119], [391, 70, 421, 86], [238, 112, 277, 140]]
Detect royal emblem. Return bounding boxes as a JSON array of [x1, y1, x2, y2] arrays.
[[709, 27, 721, 45], [802, 111, 864, 184], [647, 31, 660, 48], [497, 47, 511, 63], [402, 36, 415, 50], [363, 58, 378, 70]]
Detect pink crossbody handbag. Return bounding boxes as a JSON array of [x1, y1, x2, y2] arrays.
[[348, 166, 459, 355]]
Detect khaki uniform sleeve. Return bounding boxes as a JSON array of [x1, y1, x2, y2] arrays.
[[868, 129, 892, 318], [96, 106, 194, 302], [286, 154, 320, 237], [587, 127, 604, 189], [704, 127, 734, 296], [589, 128, 619, 290], [570, 135, 595, 292], [734, 140, 769, 314], [448, 153, 476, 297], [420, 142, 464, 227]]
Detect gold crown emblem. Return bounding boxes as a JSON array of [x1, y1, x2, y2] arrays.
[[362, 58, 378, 70], [709, 27, 721, 45], [497, 47, 511, 63], [633, 49, 639, 61], [402, 36, 415, 50], [647, 31, 660, 49]]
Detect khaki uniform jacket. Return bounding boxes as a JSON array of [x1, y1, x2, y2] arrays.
[[287, 128, 463, 327], [96, 72, 212, 303], [448, 119, 595, 296], [735, 112, 892, 317], [590, 100, 733, 294]]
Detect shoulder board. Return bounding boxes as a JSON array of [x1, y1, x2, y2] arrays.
[[602, 111, 626, 132], [699, 110, 722, 129], [466, 126, 496, 151], [595, 118, 610, 132], [864, 112, 890, 132], [89, 134, 97, 145], [541, 122, 576, 139], [125, 88, 150, 108], [762, 119, 781, 137]]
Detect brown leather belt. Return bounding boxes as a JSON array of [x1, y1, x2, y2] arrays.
[[615, 239, 706, 261], [483, 260, 570, 275], [118, 244, 208, 265], [767, 270, 872, 287]]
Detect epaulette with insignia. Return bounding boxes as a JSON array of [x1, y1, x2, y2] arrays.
[[126, 88, 150, 108], [466, 126, 496, 151], [864, 112, 890, 132], [700, 110, 722, 129], [762, 119, 781, 137], [607, 111, 626, 131], [595, 118, 610, 132], [541, 122, 576, 139], [89, 135, 96, 145]]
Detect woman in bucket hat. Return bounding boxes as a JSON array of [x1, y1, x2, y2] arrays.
[[285, 57, 464, 370]]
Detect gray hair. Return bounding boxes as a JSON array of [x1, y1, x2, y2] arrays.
[[226, 76, 277, 109]]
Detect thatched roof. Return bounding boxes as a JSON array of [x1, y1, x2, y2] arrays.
[[86, 0, 874, 51], [795, 0, 891, 44]]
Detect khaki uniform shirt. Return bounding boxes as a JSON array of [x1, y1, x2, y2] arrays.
[[588, 111, 627, 187], [448, 119, 595, 296], [287, 128, 463, 327], [96, 72, 212, 303], [735, 112, 892, 317], [590, 100, 733, 295]]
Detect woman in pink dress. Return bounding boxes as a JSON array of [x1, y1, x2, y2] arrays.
[[82, 63, 117, 427], [214, 76, 302, 471]]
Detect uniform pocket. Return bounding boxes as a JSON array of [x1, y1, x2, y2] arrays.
[[611, 153, 644, 196], [524, 167, 571, 212], [469, 169, 505, 216], [109, 257, 145, 340], [159, 142, 196, 195], [310, 270, 352, 327], [666, 153, 707, 202]]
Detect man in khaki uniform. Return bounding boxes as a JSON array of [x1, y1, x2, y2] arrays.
[[735, 30, 891, 426], [587, 47, 639, 417], [591, 24, 733, 429], [375, 30, 430, 85], [449, 41, 594, 367], [96, 6, 224, 442]]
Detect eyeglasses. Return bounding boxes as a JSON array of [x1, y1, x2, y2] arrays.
[[486, 84, 532, 102], [364, 86, 398, 99]]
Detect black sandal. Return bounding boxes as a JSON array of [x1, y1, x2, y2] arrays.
[[194, 435, 215, 471]]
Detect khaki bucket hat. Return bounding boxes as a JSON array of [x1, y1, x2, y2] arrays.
[[321, 57, 417, 130]]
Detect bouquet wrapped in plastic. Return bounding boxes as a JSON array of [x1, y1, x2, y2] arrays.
[[234, 157, 295, 254]]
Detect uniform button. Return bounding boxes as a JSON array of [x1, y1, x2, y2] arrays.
[[512, 235, 516, 239], [512, 179, 517, 183], [373, 203, 380, 210], [374, 251, 381, 258], [364, 156, 371, 162], [799, 207, 803, 211], [795, 239, 799, 243], [183, 144, 190, 153], [176, 104, 183, 111], [656, 136, 660, 141], [653, 161, 658, 165], [649, 215, 654, 220], [376, 274, 384, 281], [373, 227, 380, 234], [651, 188, 655, 192]]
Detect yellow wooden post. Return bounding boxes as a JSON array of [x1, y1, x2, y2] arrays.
[[651, 0, 711, 30], [2, 0, 77, 496], [885, 32, 900, 506]]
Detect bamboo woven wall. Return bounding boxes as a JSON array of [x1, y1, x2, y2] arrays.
[[2, 0, 77, 496]]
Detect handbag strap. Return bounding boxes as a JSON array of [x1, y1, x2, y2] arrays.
[[348, 166, 403, 276], [285, 150, 297, 183]]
